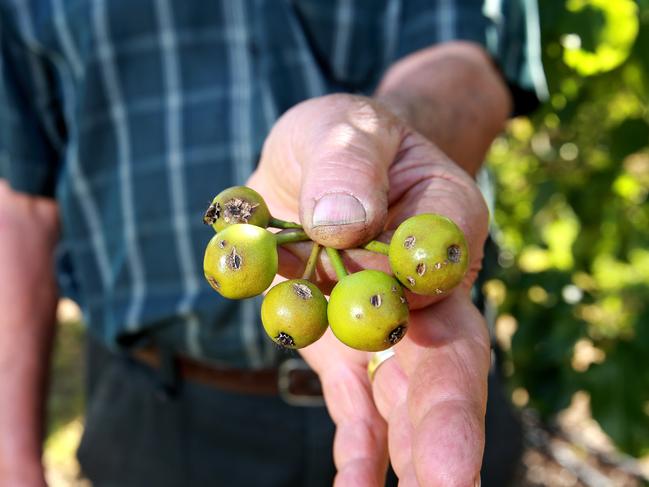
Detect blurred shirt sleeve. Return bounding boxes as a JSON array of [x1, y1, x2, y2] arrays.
[[395, 0, 548, 116], [484, 0, 549, 116], [0, 10, 64, 198]]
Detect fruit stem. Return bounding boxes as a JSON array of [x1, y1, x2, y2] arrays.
[[268, 217, 303, 230], [274, 229, 310, 246], [363, 240, 390, 256], [326, 247, 348, 280], [302, 242, 321, 280]]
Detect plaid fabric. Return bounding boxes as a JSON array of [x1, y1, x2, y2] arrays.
[[0, 0, 546, 368]]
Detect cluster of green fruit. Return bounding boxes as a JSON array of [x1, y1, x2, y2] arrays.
[[202, 186, 468, 352]]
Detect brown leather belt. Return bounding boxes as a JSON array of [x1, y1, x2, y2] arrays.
[[133, 347, 324, 407]]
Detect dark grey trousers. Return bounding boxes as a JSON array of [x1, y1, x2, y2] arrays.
[[77, 337, 521, 487]]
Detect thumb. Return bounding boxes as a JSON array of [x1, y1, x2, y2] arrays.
[[291, 95, 403, 248]]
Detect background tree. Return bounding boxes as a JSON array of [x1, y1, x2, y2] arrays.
[[490, 0, 649, 458]]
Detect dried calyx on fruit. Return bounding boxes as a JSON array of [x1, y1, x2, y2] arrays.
[[261, 279, 328, 349], [204, 186, 271, 232], [260, 242, 328, 349], [204, 186, 301, 232]]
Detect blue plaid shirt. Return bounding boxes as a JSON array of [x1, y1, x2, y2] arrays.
[[0, 0, 545, 368]]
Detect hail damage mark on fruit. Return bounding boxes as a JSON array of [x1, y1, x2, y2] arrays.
[[275, 332, 295, 348], [203, 201, 220, 225], [434, 262, 443, 270], [391, 285, 398, 293], [223, 197, 259, 224], [354, 312, 363, 319], [403, 235, 416, 249], [226, 247, 242, 270], [416, 262, 426, 276], [293, 283, 313, 300], [387, 324, 407, 345], [206, 276, 220, 291], [447, 244, 462, 263], [406, 276, 415, 287], [435, 288, 444, 295], [370, 294, 382, 308], [399, 296, 407, 304], [218, 240, 226, 249]]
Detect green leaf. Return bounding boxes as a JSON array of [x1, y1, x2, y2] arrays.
[[561, 0, 639, 76], [585, 341, 649, 456], [609, 117, 649, 161]]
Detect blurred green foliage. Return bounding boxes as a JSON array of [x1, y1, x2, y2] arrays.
[[489, 0, 649, 457], [47, 318, 85, 436]]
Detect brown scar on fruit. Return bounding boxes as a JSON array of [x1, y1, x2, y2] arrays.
[[406, 276, 415, 287], [416, 262, 426, 276], [203, 201, 220, 225], [206, 276, 220, 291], [387, 324, 407, 345], [404, 236, 416, 249], [275, 332, 295, 348], [223, 197, 259, 224], [226, 247, 242, 270], [293, 283, 313, 300], [370, 294, 382, 308], [447, 244, 462, 263], [354, 312, 363, 319]]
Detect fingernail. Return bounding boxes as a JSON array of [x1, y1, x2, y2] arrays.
[[312, 193, 366, 227], [474, 475, 481, 487]]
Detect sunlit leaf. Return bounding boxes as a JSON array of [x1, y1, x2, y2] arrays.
[[562, 0, 638, 76]]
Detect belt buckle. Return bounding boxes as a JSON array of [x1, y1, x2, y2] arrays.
[[277, 358, 325, 407]]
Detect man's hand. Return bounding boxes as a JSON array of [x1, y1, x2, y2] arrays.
[[247, 93, 490, 486], [248, 41, 510, 486]]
